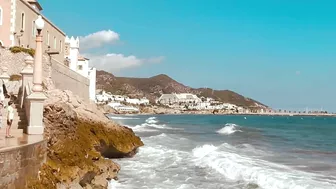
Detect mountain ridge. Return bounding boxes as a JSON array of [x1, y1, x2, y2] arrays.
[[96, 70, 267, 108]]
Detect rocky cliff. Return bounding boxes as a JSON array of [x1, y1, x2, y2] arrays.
[[1, 48, 144, 188], [28, 89, 144, 189]]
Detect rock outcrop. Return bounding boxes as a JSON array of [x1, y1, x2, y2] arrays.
[[28, 89, 144, 189]]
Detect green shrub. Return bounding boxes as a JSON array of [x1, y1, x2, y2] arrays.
[[9, 74, 22, 81], [9, 46, 35, 56]]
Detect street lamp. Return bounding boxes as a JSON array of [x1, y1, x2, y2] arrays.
[[32, 15, 44, 92], [26, 15, 47, 135]]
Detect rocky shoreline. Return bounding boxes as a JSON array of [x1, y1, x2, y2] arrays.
[[28, 89, 144, 189], [100, 104, 336, 117]]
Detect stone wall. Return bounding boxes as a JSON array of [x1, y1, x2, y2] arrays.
[[0, 48, 51, 78], [0, 48, 89, 101], [50, 58, 90, 101], [0, 48, 27, 75], [0, 140, 47, 189]]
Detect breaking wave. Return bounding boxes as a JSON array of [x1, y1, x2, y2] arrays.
[[126, 117, 181, 132], [192, 144, 336, 189], [217, 123, 242, 135]]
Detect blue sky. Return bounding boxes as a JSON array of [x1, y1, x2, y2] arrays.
[[40, 0, 336, 111]]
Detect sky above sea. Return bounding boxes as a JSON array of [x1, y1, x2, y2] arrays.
[[39, 0, 336, 111]]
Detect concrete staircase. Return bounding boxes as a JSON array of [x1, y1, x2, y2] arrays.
[[0, 100, 26, 136]]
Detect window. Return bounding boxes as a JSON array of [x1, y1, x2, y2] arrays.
[[21, 13, 25, 31], [54, 36, 56, 49], [78, 65, 83, 70], [0, 7, 3, 26], [60, 40, 62, 52], [32, 21, 36, 36]]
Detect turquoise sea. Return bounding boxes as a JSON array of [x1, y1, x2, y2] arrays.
[[108, 115, 336, 189]]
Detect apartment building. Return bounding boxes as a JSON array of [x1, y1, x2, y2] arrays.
[[0, 0, 65, 62]]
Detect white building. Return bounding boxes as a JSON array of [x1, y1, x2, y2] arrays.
[[157, 93, 201, 105], [126, 98, 150, 105], [95, 91, 150, 106], [64, 36, 96, 101], [108, 102, 139, 112]]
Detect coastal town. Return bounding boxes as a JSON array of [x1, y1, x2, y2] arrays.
[[95, 90, 333, 116]]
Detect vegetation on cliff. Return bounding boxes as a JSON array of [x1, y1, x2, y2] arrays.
[[96, 70, 267, 108], [28, 90, 144, 188], [9, 46, 35, 57], [9, 74, 22, 81]]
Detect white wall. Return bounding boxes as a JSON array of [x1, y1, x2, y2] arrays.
[[77, 59, 89, 77], [89, 67, 96, 101], [65, 36, 79, 72]]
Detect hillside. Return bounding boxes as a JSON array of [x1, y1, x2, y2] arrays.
[[96, 70, 267, 108]]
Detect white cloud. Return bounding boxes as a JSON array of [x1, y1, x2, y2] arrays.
[[79, 30, 119, 50], [295, 71, 301, 75], [88, 53, 164, 72]]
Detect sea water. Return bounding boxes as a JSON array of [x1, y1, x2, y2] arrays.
[[108, 115, 336, 189]]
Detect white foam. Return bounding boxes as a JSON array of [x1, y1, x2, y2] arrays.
[[192, 144, 336, 189], [216, 123, 242, 135], [109, 116, 139, 120], [192, 144, 217, 158], [148, 133, 168, 138], [127, 117, 182, 132], [131, 124, 157, 132], [177, 184, 197, 189], [108, 179, 123, 189], [146, 116, 158, 124]]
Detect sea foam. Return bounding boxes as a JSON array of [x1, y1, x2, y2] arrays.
[[217, 123, 242, 135], [192, 143, 336, 189]]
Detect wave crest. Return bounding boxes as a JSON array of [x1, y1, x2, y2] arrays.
[[216, 123, 242, 135], [192, 144, 335, 189]]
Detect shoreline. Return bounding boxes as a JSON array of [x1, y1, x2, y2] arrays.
[[99, 104, 335, 117], [106, 112, 336, 117]]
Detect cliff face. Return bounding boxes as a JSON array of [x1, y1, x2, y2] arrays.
[[28, 89, 144, 189], [96, 71, 267, 108]]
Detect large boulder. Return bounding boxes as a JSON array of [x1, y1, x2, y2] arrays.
[[28, 89, 144, 188]]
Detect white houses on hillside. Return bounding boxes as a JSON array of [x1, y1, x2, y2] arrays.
[[64, 36, 96, 101], [95, 91, 150, 105], [157, 93, 245, 111], [157, 93, 202, 105]]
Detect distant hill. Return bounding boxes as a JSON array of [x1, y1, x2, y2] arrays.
[[96, 70, 267, 108]]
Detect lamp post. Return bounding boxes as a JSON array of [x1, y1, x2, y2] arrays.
[[26, 15, 47, 135], [32, 15, 44, 92]]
